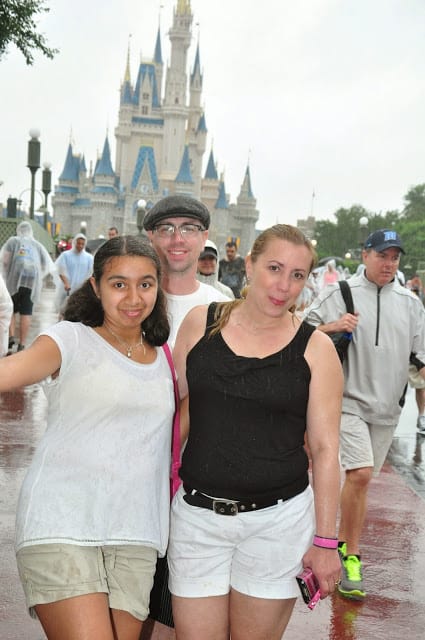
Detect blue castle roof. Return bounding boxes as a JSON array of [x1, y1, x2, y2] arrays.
[[215, 180, 228, 209], [94, 137, 115, 177], [133, 63, 160, 108], [204, 149, 217, 180], [176, 146, 194, 183], [197, 112, 207, 133], [191, 43, 202, 85], [131, 146, 159, 192], [59, 143, 80, 182]]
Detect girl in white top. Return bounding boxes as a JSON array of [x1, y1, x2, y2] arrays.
[[0, 236, 174, 640]]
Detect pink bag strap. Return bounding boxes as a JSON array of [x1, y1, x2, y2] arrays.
[[162, 343, 181, 497]]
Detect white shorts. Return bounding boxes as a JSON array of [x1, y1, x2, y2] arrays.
[[340, 413, 397, 475], [167, 485, 314, 600]]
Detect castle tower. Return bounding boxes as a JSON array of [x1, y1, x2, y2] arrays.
[[52, 1, 260, 243], [161, 0, 193, 180], [234, 164, 259, 255], [187, 42, 206, 196]]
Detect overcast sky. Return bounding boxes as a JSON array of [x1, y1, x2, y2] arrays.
[[1, 0, 425, 231]]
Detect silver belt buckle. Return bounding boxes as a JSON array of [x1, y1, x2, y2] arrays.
[[212, 499, 238, 516]]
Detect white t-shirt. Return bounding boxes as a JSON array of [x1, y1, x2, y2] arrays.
[[166, 282, 230, 347], [15, 322, 174, 556]]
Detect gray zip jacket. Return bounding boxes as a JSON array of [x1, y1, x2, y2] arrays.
[[304, 272, 425, 426]]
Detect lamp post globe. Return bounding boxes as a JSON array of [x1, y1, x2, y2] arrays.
[[358, 216, 369, 252]]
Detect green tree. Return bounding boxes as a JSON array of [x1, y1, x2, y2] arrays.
[[0, 0, 58, 65], [402, 184, 425, 222]]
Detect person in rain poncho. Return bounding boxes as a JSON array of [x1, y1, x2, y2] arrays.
[[55, 233, 94, 315], [0, 221, 56, 351]]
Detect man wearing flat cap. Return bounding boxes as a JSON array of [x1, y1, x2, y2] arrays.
[[305, 229, 425, 602], [144, 195, 230, 347]]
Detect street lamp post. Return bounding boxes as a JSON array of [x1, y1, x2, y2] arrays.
[[80, 220, 87, 235], [27, 129, 41, 220], [41, 162, 52, 230], [359, 216, 369, 252], [136, 199, 147, 236]]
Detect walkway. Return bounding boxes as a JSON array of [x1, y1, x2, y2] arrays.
[[1, 288, 425, 639]]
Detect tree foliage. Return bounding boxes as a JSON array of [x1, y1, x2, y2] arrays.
[[402, 184, 425, 222], [312, 187, 425, 275], [0, 0, 58, 65]]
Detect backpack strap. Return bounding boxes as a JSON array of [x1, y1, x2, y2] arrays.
[[162, 343, 181, 498], [339, 280, 354, 314]]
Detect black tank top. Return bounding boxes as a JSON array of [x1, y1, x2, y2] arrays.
[[180, 303, 316, 502]]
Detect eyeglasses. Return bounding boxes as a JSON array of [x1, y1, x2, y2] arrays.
[[153, 223, 205, 238]]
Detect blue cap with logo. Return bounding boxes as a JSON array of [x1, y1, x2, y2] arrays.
[[364, 229, 405, 254]]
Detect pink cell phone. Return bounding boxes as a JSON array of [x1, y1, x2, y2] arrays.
[[296, 568, 321, 610]]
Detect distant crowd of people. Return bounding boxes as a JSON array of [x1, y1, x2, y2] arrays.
[[0, 203, 424, 640]]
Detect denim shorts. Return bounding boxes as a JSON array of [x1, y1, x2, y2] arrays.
[[16, 543, 157, 621]]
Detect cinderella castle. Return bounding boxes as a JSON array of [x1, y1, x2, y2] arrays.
[[52, 0, 259, 256]]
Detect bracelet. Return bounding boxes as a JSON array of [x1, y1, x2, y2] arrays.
[[313, 535, 338, 549]]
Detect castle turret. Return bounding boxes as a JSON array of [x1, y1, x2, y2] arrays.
[[161, 0, 192, 180], [210, 177, 230, 253], [116, 47, 133, 181], [154, 25, 164, 99], [187, 41, 206, 197], [201, 147, 219, 214], [234, 164, 259, 255]]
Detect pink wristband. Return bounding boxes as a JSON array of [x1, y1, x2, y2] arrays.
[[313, 535, 338, 549]]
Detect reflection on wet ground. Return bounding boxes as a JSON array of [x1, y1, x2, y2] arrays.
[[1, 289, 425, 639]]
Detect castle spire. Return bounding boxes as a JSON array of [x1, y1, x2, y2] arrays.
[[124, 39, 131, 82], [204, 149, 218, 180], [176, 0, 191, 15], [94, 136, 114, 176], [154, 25, 162, 64]]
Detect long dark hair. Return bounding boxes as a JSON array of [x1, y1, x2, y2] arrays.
[[64, 235, 170, 346]]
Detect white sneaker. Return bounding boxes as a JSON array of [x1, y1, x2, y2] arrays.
[[417, 415, 425, 435]]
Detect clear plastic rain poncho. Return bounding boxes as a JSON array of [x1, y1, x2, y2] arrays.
[[54, 233, 94, 312], [0, 221, 57, 305]]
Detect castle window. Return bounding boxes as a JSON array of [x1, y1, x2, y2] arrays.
[[142, 93, 149, 101], [142, 106, 149, 115]]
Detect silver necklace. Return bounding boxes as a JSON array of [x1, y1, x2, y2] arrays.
[[103, 323, 146, 358]]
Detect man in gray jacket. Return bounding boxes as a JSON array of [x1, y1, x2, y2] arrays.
[[305, 229, 425, 601]]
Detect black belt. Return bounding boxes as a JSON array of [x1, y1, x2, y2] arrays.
[[183, 485, 283, 516]]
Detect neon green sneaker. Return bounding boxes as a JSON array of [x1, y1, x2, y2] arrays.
[[338, 554, 366, 601]]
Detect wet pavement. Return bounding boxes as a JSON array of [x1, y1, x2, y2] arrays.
[[1, 288, 425, 639]]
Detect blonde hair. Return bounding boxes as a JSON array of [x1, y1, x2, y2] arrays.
[[209, 224, 317, 335]]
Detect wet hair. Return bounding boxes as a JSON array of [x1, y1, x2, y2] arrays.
[[64, 235, 170, 346], [210, 224, 317, 334]]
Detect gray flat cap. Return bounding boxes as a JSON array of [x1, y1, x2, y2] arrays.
[[143, 195, 210, 230]]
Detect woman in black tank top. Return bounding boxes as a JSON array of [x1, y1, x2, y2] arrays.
[[169, 224, 343, 640]]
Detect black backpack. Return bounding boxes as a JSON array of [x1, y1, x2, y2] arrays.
[[331, 281, 355, 363]]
